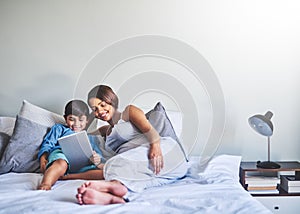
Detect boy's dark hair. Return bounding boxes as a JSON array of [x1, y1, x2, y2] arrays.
[[64, 100, 89, 118]]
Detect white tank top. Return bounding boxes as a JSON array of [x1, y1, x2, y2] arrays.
[[105, 119, 145, 152]]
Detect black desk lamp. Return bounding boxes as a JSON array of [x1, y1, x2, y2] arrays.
[[248, 111, 280, 169]]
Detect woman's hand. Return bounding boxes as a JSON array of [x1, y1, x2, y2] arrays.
[[148, 142, 164, 175], [39, 153, 48, 173], [90, 151, 102, 167]]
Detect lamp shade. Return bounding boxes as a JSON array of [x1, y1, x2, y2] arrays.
[[248, 111, 273, 137]]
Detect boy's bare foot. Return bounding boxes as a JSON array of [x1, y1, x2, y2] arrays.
[[38, 183, 51, 191], [76, 188, 126, 205], [77, 180, 127, 197]]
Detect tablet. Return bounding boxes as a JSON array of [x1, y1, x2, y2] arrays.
[[58, 131, 93, 173]]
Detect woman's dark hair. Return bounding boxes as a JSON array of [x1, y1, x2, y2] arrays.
[[87, 85, 119, 109], [64, 100, 89, 118]]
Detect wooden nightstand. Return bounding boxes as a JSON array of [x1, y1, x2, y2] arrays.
[[240, 161, 300, 213]]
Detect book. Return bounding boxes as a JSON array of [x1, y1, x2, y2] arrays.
[[58, 131, 93, 173], [245, 175, 280, 186], [280, 175, 300, 186], [249, 189, 279, 194], [280, 175, 300, 193], [280, 185, 300, 193], [249, 189, 279, 195], [247, 186, 277, 191], [245, 175, 280, 193]]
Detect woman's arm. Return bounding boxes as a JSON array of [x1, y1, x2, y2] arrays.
[[123, 105, 163, 174]]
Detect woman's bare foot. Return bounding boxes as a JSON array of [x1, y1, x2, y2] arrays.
[[38, 183, 52, 191], [77, 180, 127, 197], [76, 188, 126, 205]]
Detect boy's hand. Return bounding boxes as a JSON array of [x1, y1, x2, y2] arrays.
[[90, 151, 101, 166]]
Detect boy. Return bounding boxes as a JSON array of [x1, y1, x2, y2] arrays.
[[38, 100, 104, 190]]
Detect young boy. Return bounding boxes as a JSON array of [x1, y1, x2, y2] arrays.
[[38, 99, 105, 190]]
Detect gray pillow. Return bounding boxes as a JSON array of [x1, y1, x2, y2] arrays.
[[0, 116, 49, 174], [146, 102, 188, 161], [0, 100, 65, 174], [0, 132, 10, 158]]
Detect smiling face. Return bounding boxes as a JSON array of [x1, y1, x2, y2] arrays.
[[65, 114, 88, 132], [88, 97, 116, 122]]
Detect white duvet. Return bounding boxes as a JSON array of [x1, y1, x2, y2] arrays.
[[0, 155, 271, 214]]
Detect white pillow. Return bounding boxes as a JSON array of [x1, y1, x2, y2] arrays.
[[19, 100, 65, 126], [202, 154, 242, 181], [0, 117, 16, 136], [164, 110, 182, 137]]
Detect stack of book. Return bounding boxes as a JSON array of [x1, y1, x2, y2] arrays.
[[245, 175, 280, 194], [280, 175, 300, 193]]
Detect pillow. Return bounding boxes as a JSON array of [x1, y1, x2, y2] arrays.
[[145, 102, 188, 161], [201, 154, 242, 182], [163, 110, 182, 137], [96, 108, 183, 137], [17, 100, 65, 127], [0, 132, 10, 158], [0, 117, 16, 136], [0, 100, 65, 174], [94, 102, 187, 160]]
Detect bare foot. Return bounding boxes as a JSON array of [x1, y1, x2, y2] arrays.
[[38, 183, 51, 191], [77, 180, 127, 197], [76, 188, 126, 205]]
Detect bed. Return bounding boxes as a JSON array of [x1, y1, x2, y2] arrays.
[[0, 100, 271, 214]]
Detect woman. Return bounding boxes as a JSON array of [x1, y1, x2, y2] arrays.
[[76, 85, 188, 205]]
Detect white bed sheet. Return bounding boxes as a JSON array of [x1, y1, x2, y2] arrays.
[[0, 155, 271, 214]]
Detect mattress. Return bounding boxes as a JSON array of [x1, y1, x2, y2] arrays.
[[0, 155, 271, 214]]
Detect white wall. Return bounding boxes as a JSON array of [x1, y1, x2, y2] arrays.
[[0, 0, 299, 161]]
